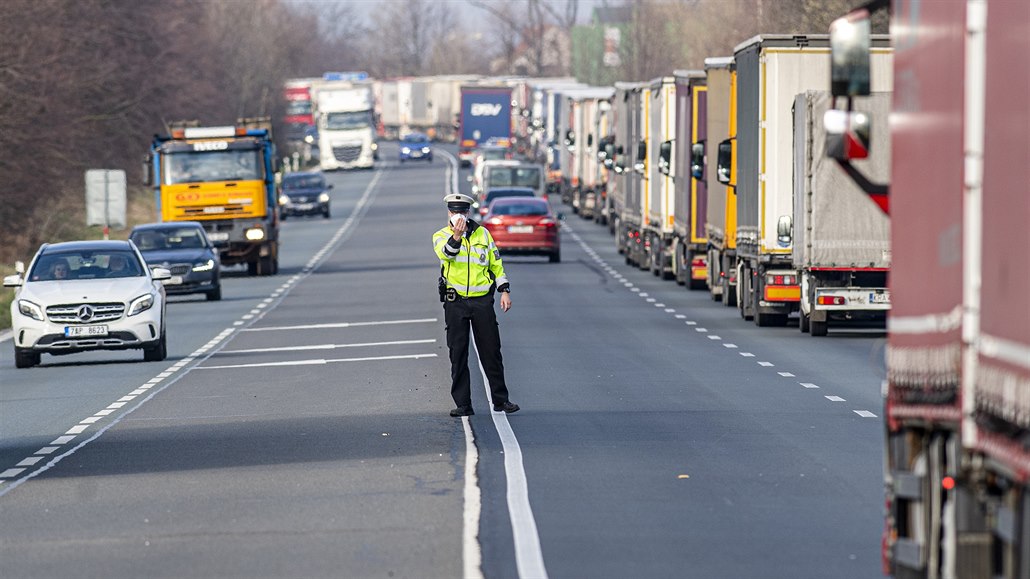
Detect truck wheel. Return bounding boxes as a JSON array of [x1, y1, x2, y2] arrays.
[[800, 312, 810, 333], [810, 320, 828, 337], [755, 312, 787, 327], [721, 276, 735, 307], [14, 346, 40, 369], [248, 260, 259, 276], [689, 277, 706, 291]]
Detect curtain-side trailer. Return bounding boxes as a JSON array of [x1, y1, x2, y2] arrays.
[[670, 70, 708, 290], [642, 76, 676, 279], [705, 57, 737, 307]]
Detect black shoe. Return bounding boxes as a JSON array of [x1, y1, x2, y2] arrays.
[[493, 401, 520, 414], [450, 406, 474, 417]]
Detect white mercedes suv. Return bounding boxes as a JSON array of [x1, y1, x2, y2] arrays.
[[3, 240, 171, 368]]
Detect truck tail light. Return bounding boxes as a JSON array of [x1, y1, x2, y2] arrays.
[[766, 274, 798, 286], [817, 295, 846, 306]]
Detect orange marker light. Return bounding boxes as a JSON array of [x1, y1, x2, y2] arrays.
[[942, 476, 956, 490]]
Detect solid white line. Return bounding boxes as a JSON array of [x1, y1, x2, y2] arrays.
[[242, 318, 438, 332], [462, 416, 484, 579], [854, 410, 878, 418], [219, 339, 436, 355], [472, 337, 547, 579], [197, 353, 437, 370], [825, 396, 846, 402]]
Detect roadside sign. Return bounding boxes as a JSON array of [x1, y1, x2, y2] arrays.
[[85, 169, 127, 236]]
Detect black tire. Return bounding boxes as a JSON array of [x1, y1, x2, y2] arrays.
[[755, 312, 787, 327], [810, 320, 829, 337], [143, 330, 167, 362], [689, 277, 706, 290], [14, 346, 40, 369], [800, 311, 810, 333], [711, 289, 722, 302], [247, 260, 258, 276], [323, 209, 331, 219], [206, 285, 222, 301], [549, 249, 561, 263], [721, 275, 736, 307], [280, 212, 288, 221]]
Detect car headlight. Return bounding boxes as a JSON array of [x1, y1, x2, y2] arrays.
[[304, 135, 314, 144], [17, 299, 43, 321], [422, 147, 431, 153], [128, 293, 155, 317], [318, 192, 330, 203], [279, 194, 290, 206], [401, 147, 411, 154], [245, 227, 265, 241], [371, 142, 378, 151], [193, 259, 215, 272]]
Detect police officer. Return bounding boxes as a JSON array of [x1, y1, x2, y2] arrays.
[[433, 193, 519, 417]]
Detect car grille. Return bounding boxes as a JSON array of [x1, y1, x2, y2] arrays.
[[47, 302, 125, 323], [168, 264, 191, 275], [290, 195, 313, 203], [333, 145, 362, 162]]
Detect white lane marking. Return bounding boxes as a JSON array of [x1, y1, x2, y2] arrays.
[[65, 425, 89, 435], [242, 318, 438, 333], [16, 457, 43, 467], [646, 298, 656, 303], [758, 361, 774, 367], [80, 417, 102, 424], [655, 303, 665, 308], [197, 353, 437, 370], [740, 352, 755, 357], [630, 288, 640, 293], [708, 335, 721, 340], [825, 396, 846, 402], [639, 292, 649, 297], [219, 339, 436, 355], [664, 309, 675, 313], [675, 314, 686, 319], [854, 410, 878, 418], [695, 328, 708, 333], [685, 321, 697, 326], [724, 344, 738, 349], [0, 165, 389, 497], [35, 447, 59, 455], [778, 372, 795, 377], [462, 416, 484, 579], [471, 337, 547, 579], [0, 469, 26, 478]]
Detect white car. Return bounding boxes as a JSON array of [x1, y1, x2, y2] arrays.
[[3, 240, 171, 368]]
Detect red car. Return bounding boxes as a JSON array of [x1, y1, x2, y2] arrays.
[[482, 197, 561, 263]]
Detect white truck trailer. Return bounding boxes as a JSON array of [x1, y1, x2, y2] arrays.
[[315, 82, 377, 170]]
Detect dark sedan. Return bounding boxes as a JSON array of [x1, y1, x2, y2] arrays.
[[129, 222, 222, 301], [279, 171, 332, 219]]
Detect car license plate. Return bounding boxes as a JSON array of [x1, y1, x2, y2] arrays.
[[207, 232, 229, 242], [296, 203, 314, 210], [163, 276, 184, 285], [870, 291, 891, 304], [508, 225, 533, 234], [65, 325, 109, 337]]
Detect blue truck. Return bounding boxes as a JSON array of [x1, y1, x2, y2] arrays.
[[458, 85, 513, 167]]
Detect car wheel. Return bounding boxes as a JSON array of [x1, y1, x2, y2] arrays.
[[281, 212, 288, 221], [14, 346, 40, 369], [428, 155, 433, 163], [549, 249, 561, 263], [323, 208, 331, 219], [206, 285, 222, 301], [143, 329, 167, 362]]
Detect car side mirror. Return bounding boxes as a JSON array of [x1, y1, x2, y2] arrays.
[[824, 109, 871, 160], [151, 267, 172, 281], [690, 141, 705, 181], [716, 139, 734, 186], [829, 9, 872, 97], [3, 274, 22, 288], [15, 261, 25, 274]]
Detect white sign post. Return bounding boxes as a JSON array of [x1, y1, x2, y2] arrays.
[[85, 169, 127, 240]]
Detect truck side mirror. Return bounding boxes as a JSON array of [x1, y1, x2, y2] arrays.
[[690, 141, 705, 181], [829, 9, 872, 97], [824, 109, 871, 160], [564, 130, 575, 150], [716, 139, 733, 186], [142, 156, 154, 186], [777, 215, 793, 247], [634, 140, 646, 173], [658, 141, 673, 177]]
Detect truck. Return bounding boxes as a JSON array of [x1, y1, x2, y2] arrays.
[[669, 70, 708, 290], [564, 88, 615, 218], [147, 119, 279, 276], [611, 82, 648, 267], [705, 57, 738, 306], [459, 85, 513, 167], [641, 76, 677, 279], [314, 77, 377, 171], [728, 35, 891, 327], [282, 78, 317, 144], [792, 90, 891, 336], [827, 1, 1030, 576]]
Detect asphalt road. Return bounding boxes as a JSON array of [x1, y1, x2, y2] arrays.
[[0, 143, 887, 578]]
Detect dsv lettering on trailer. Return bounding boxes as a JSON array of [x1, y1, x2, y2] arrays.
[[470, 103, 502, 117]]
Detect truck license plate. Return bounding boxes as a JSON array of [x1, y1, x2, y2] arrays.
[[207, 232, 229, 242], [508, 225, 533, 234], [65, 325, 109, 337], [870, 291, 891, 304]]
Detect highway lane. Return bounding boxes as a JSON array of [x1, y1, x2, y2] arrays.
[[0, 143, 888, 578]]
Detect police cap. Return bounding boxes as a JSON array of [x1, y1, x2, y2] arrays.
[[444, 193, 475, 211]]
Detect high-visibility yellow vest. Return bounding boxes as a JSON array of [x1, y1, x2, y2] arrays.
[[433, 223, 509, 298]]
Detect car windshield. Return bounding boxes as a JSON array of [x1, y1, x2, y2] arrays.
[[491, 202, 549, 217], [488, 167, 541, 189], [131, 228, 207, 251], [283, 175, 325, 190], [403, 134, 427, 143], [163, 149, 263, 184], [325, 111, 372, 130], [485, 189, 535, 204], [285, 101, 312, 115], [29, 250, 144, 281]]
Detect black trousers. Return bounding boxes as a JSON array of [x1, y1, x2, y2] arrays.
[[444, 293, 509, 408]]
